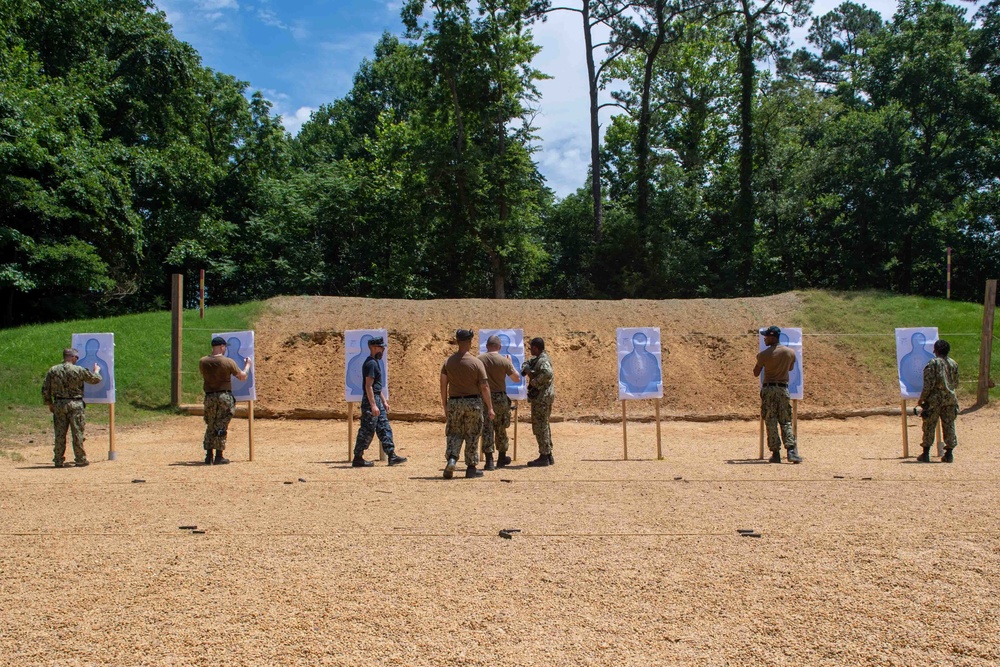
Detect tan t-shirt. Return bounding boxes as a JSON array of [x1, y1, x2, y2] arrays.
[[478, 351, 515, 393], [200, 355, 241, 392], [442, 352, 487, 397], [756, 345, 796, 383]]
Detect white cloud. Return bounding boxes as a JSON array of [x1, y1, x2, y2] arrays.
[[281, 106, 316, 136], [197, 0, 238, 10], [257, 8, 310, 40]]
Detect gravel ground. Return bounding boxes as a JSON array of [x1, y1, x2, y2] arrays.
[[2, 410, 999, 666]]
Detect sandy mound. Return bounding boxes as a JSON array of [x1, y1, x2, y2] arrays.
[[251, 293, 899, 420]]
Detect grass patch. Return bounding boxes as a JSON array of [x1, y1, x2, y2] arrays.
[[799, 290, 999, 399], [0, 302, 265, 445]]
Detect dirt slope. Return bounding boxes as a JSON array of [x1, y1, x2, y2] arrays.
[[251, 293, 900, 420]]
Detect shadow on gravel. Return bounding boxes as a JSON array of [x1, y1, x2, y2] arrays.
[[169, 461, 210, 467], [725, 459, 771, 465]]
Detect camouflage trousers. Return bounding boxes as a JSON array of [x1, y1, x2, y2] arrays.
[[529, 393, 554, 455], [52, 399, 87, 464], [921, 403, 958, 450], [761, 386, 796, 452], [354, 395, 396, 458], [481, 392, 511, 455], [446, 397, 483, 466], [203, 391, 236, 451]]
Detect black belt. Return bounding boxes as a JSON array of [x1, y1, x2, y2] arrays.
[[763, 382, 788, 387], [205, 390, 232, 395], [449, 395, 480, 400], [53, 396, 81, 400]]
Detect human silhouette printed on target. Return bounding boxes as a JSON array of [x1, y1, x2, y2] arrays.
[[77, 338, 111, 400], [899, 331, 934, 394], [499, 333, 524, 393], [780, 332, 802, 396], [346, 334, 387, 397], [225, 337, 253, 396], [619, 332, 661, 394]]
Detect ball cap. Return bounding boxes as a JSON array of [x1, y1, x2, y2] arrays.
[[211, 336, 227, 346], [367, 336, 385, 347], [454, 329, 474, 342], [63, 348, 79, 358], [759, 326, 781, 337]]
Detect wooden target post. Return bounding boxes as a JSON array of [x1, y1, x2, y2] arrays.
[[248, 401, 255, 462], [108, 403, 117, 461], [347, 402, 354, 461], [512, 401, 518, 461]]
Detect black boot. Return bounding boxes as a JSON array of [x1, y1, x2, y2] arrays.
[[941, 448, 954, 463], [768, 450, 781, 463], [786, 447, 802, 464], [387, 454, 407, 466], [547, 453, 555, 466], [526, 455, 550, 467], [213, 450, 230, 465], [443, 457, 457, 479], [484, 454, 496, 471], [205, 451, 213, 465], [352, 456, 374, 468], [916, 447, 931, 463], [496, 453, 511, 467], [466, 465, 483, 478]]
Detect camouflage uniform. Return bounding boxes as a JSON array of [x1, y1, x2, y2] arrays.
[[203, 391, 237, 451], [42, 362, 101, 465], [354, 394, 397, 459], [481, 391, 511, 456], [524, 352, 555, 456], [761, 385, 796, 453], [447, 397, 483, 466], [919, 356, 960, 450]]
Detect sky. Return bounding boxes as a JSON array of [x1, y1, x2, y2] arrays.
[[156, 0, 903, 198]]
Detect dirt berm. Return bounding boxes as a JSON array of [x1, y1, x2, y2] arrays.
[[246, 293, 900, 421]]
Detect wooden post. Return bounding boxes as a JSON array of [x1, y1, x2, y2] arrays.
[[199, 268, 205, 319], [901, 400, 909, 458], [758, 415, 765, 460], [248, 401, 255, 462], [108, 403, 116, 461], [654, 400, 663, 460], [347, 402, 354, 462], [170, 274, 183, 407], [936, 420, 944, 458], [622, 401, 628, 461], [512, 400, 518, 461], [976, 279, 997, 406], [792, 399, 798, 438], [946, 248, 952, 300]]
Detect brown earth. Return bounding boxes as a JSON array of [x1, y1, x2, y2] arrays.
[[252, 293, 901, 421], [2, 410, 998, 666]]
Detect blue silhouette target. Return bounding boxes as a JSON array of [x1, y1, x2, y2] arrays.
[[758, 328, 804, 400], [212, 330, 257, 401], [896, 327, 937, 398], [345, 329, 388, 403], [478, 328, 527, 400], [71, 333, 114, 404], [617, 328, 663, 400]]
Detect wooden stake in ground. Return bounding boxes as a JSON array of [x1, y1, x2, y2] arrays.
[[108, 403, 116, 461], [901, 400, 909, 458], [654, 400, 663, 460], [622, 401, 628, 461], [347, 402, 354, 462], [512, 401, 518, 461], [792, 399, 799, 439], [977, 279, 997, 406], [936, 420, 944, 458], [248, 401, 255, 462], [758, 415, 765, 460]]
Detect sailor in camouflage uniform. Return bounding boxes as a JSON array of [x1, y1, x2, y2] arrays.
[[199, 336, 251, 465], [754, 326, 801, 463], [42, 348, 102, 467], [917, 339, 960, 463], [352, 336, 407, 467], [478, 335, 521, 470], [523, 337, 556, 467], [440, 329, 494, 479]]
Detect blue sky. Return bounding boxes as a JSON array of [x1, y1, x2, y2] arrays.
[[156, 0, 901, 198]]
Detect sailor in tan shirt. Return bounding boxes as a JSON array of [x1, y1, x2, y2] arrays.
[[478, 335, 521, 470], [753, 326, 801, 463], [440, 329, 494, 479]]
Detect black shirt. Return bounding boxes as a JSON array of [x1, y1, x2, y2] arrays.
[[363, 356, 383, 393]]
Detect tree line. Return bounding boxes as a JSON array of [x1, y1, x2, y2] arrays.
[[2, 0, 998, 327]]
